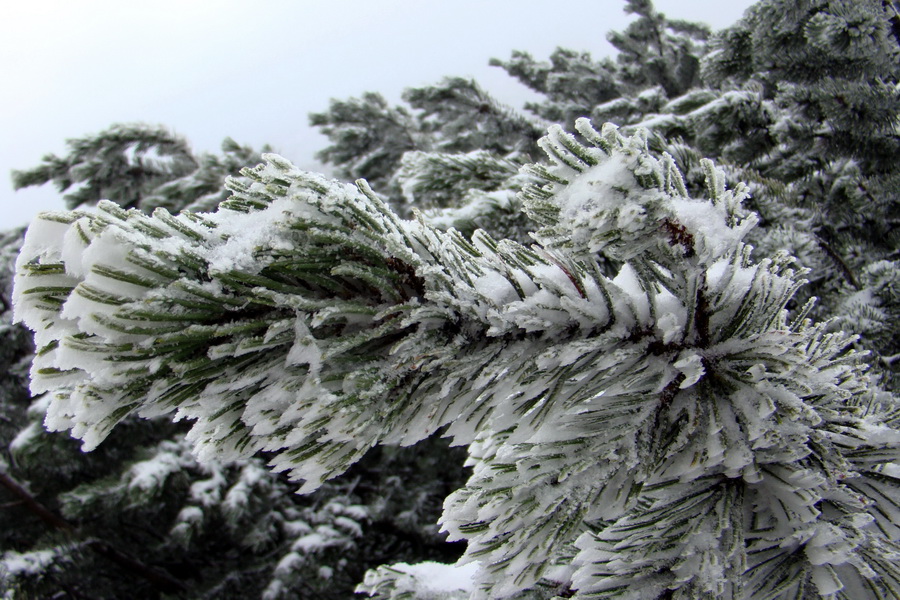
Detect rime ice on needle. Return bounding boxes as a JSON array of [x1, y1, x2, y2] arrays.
[[13, 120, 900, 600]]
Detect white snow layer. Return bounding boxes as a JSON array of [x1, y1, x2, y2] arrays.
[[1, 549, 58, 576], [388, 561, 479, 596], [205, 194, 298, 274]]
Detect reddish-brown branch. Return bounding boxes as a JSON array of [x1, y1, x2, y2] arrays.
[[694, 274, 711, 349], [0, 471, 186, 594], [661, 218, 695, 258], [0, 471, 73, 533], [816, 235, 860, 290]]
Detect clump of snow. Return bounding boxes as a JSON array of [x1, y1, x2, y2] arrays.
[[286, 318, 323, 374], [175, 505, 203, 525], [190, 470, 226, 506], [810, 564, 843, 596], [611, 263, 651, 325], [205, 195, 296, 275], [396, 561, 479, 594], [674, 352, 706, 389], [290, 523, 349, 554], [9, 421, 42, 453], [127, 443, 187, 494], [1, 549, 59, 576], [669, 196, 754, 262], [556, 153, 638, 223], [655, 288, 686, 344], [333, 516, 363, 537], [14, 215, 71, 278], [473, 271, 519, 306], [291, 533, 326, 553], [549, 151, 665, 259], [358, 561, 480, 599], [274, 551, 304, 576]]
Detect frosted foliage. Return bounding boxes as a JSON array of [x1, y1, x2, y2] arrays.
[[521, 120, 755, 266], [1, 549, 65, 599], [262, 498, 368, 600], [394, 150, 520, 211], [1, 550, 58, 577], [357, 561, 479, 600], [13, 121, 900, 599]]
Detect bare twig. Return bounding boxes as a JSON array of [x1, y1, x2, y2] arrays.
[[0, 471, 186, 595], [816, 234, 860, 290]]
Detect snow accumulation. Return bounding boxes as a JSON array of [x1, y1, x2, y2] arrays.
[[425, 190, 513, 230], [556, 152, 640, 223], [1, 549, 58, 576], [669, 196, 751, 259], [127, 443, 188, 493], [673, 352, 705, 389], [205, 194, 299, 275], [473, 270, 519, 307], [390, 561, 480, 596], [8, 421, 42, 454], [553, 151, 653, 256]]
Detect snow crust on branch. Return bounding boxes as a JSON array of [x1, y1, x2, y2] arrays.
[[13, 121, 900, 599]]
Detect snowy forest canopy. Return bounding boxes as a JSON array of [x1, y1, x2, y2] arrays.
[[2, 1, 899, 599]]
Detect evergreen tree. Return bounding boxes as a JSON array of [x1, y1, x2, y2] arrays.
[[5, 0, 900, 598], [490, 0, 710, 129], [309, 77, 544, 241], [11, 118, 900, 598], [2, 127, 468, 598], [11, 124, 198, 212], [700, 0, 900, 390], [315, 0, 900, 390]]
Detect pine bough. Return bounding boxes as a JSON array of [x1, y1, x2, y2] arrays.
[[13, 121, 900, 599]]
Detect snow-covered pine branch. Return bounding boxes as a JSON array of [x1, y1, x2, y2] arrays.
[[13, 120, 900, 599]]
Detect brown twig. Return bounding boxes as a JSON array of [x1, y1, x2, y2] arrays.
[[816, 234, 860, 290], [0, 471, 186, 595], [0, 471, 72, 533], [694, 274, 711, 349]]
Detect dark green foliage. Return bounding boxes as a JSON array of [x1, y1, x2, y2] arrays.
[[500, 0, 900, 391], [310, 77, 544, 231], [490, 0, 709, 129], [142, 137, 269, 213], [12, 124, 198, 211], [2, 124, 470, 598], [3, 419, 468, 599], [703, 0, 900, 175], [608, 0, 710, 97], [491, 48, 623, 128], [0, 231, 31, 431], [310, 79, 542, 189], [5, 0, 900, 598], [309, 92, 420, 193], [695, 0, 900, 387], [11, 125, 269, 215]]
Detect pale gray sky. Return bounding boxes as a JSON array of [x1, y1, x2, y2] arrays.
[[1, 0, 756, 228]]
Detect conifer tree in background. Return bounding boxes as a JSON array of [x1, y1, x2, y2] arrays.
[[4, 1, 900, 599], [2, 127, 468, 598]]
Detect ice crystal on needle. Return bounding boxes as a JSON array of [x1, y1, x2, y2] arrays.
[[13, 119, 900, 599]]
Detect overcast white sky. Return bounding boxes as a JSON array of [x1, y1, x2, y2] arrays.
[[1, 0, 756, 228]]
